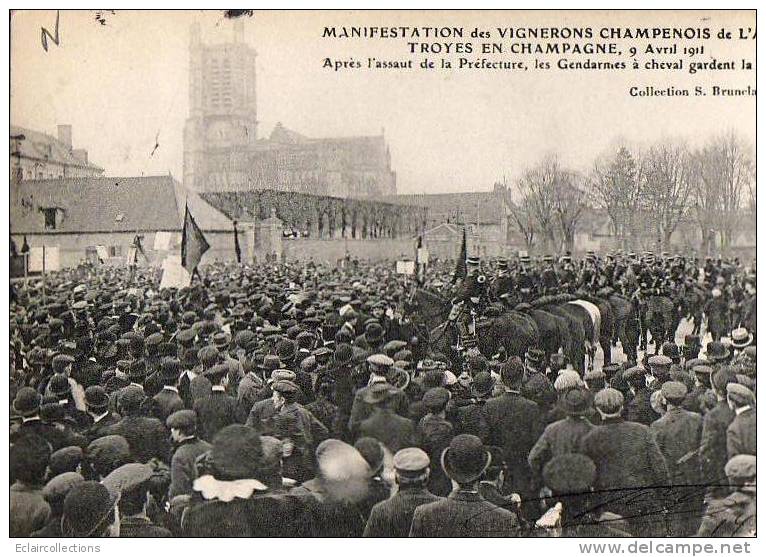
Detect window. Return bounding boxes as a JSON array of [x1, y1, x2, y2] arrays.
[[41, 208, 57, 229]]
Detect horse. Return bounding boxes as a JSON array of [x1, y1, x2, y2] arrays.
[[642, 295, 677, 349], [515, 302, 569, 367], [601, 289, 640, 364], [474, 310, 540, 361], [533, 295, 588, 373]]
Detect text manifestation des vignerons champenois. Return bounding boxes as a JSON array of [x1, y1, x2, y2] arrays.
[[320, 26, 723, 70], [321, 25, 713, 52]]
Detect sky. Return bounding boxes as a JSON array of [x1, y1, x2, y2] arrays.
[[10, 10, 756, 194]]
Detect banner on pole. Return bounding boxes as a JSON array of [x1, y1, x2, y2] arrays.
[[29, 246, 60, 272], [396, 260, 416, 275], [126, 246, 138, 265], [154, 232, 172, 251], [95, 245, 109, 261], [159, 254, 192, 289], [417, 248, 429, 265]]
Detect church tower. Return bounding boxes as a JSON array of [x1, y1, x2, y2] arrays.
[[183, 19, 258, 192]]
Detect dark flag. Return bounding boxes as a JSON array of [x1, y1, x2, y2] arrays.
[[233, 220, 242, 263], [453, 226, 467, 283], [131, 235, 148, 263], [181, 204, 210, 275], [21, 235, 30, 253]]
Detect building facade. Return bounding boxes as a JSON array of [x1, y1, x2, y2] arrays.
[[10, 125, 104, 182], [183, 21, 396, 198]]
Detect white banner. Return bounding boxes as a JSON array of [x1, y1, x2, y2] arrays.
[[95, 245, 109, 261], [154, 231, 172, 251], [417, 248, 429, 265], [159, 254, 191, 289], [396, 260, 416, 275], [28, 246, 60, 272]]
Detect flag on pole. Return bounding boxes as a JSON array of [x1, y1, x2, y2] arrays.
[[452, 226, 467, 283], [131, 235, 148, 263], [416, 235, 425, 285], [181, 203, 210, 275], [233, 220, 242, 263]]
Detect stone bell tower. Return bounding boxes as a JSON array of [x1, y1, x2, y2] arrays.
[[183, 19, 258, 192]]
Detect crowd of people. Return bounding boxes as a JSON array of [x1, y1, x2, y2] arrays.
[[9, 252, 756, 538]]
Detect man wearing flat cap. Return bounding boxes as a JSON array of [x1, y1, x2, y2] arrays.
[[580, 388, 669, 536], [166, 409, 211, 499], [485, 356, 544, 508], [363, 447, 441, 537], [649, 381, 703, 536], [538, 453, 630, 537], [357, 382, 418, 454], [697, 455, 756, 537], [272, 379, 329, 482], [348, 354, 408, 435], [726, 383, 756, 458], [102, 463, 172, 537], [528, 387, 595, 481], [31, 472, 85, 537], [699, 369, 736, 499], [410, 434, 519, 537]]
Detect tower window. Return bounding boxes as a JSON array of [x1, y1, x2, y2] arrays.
[[41, 207, 57, 229]]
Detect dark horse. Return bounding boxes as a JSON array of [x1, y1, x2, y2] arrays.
[[642, 295, 677, 349], [600, 288, 640, 364]]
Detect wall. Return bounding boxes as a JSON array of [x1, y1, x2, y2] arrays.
[[10, 231, 177, 270], [282, 238, 415, 263]]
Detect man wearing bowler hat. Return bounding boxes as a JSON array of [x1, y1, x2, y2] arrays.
[[194, 363, 240, 442], [409, 434, 519, 537], [82, 385, 121, 443], [151, 358, 184, 422]]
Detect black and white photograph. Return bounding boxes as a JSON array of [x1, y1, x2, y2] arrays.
[[6, 8, 757, 543]]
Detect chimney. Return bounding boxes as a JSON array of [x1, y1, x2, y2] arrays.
[[57, 125, 72, 149], [72, 148, 88, 165]]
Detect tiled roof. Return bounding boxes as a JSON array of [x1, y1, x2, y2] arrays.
[[10, 125, 104, 171], [10, 176, 182, 234]]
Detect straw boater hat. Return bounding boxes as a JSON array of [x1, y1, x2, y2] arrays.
[[730, 327, 753, 349]]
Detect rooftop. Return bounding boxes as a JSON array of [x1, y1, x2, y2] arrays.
[[10, 125, 104, 172], [11, 176, 182, 234]]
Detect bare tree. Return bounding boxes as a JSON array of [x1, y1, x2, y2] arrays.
[[553, 170, 586, 253], [514, 154, 560, 253], [589, 145, 642, 250], [508, 194, 537, 251], [640, 140, 694, 251], [705, 131, 753, 251]]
